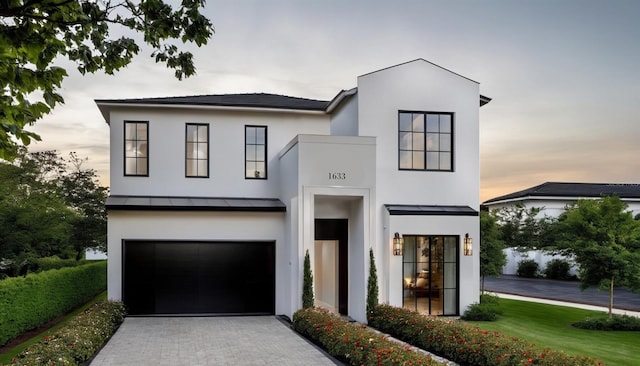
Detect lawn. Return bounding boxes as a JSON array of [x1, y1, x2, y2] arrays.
[[465, 298, 640, 366], [0, 291, 107, 365]]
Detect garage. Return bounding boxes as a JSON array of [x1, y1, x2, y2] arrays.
[[123, 241, 275, 315]]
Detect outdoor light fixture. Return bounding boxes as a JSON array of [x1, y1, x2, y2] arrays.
[[463, 233, 473, 256], [393, 232, 404, 256]]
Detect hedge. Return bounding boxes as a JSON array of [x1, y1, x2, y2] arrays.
[[0, 261, 107, 347], [292, 308, 441, 365], [369, 304, 602, 366], [8, 301, 126, 366]]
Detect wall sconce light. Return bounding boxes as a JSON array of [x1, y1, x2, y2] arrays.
[[463, 233, 473, 256], [393, 232, 404, 256]]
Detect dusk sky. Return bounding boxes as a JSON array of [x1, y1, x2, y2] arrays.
[[27, 0, 640, 202]]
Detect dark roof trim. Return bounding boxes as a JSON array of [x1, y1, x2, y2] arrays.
[[360, 58, 480, 84], [480, 95, 492, 107], [106, 195, 286, 212], [483, 182, 640, 205], [385, 204, 478, 216], [95, 93, 330, 111]]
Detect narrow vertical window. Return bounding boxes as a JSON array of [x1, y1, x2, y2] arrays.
[[245, 126, 267, 179], [185, 123, 209, 177], [124, 121, 148, 176]]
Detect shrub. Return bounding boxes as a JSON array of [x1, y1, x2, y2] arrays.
[[369, 304, 601, 366], [9, 301, 126, 366], [0, 261, 107, 346], [302, 249, 314, 309], [461, 302, 499, 321], [293, 308, 439, 365], [573, 314, 640, 331], [516, 259, 539, 278], [543, 259, 572, 280], [32, 256, 88, 272]]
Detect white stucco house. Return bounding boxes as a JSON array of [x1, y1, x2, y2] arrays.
[[97, 59, 491, 322], [483, 182, 640, 275]]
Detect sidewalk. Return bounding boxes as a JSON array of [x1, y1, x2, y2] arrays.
[[484, 275, 640, 316]]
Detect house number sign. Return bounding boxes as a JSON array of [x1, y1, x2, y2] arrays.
[[328, 172, 347, 180]]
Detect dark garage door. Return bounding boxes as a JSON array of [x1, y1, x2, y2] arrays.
[[124, 241, 275, 315]]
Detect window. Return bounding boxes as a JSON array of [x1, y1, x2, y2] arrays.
[[185, 123, 209, 177], [124, 121, 148, 176], [399, 112, 452, 171], [245, 126, 267, 179], [402, 235, 458, 315]]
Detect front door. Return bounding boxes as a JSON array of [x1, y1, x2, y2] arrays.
[[314, 219, 348, 315]]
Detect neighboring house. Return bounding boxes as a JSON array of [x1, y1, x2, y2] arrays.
[[96, 59, 490, 322], [483, 182, 640, 275]]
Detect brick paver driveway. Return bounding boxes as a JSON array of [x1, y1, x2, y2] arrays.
[[90, 316, 339, 366]]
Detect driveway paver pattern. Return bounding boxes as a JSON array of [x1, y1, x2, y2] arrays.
[[90, 316, 340, 366]]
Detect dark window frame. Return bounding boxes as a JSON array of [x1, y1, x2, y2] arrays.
[[398, 111, 454, 172], [123, 121, 149, 177], [244, 125, 268, 180], [185, 123, 210, 178]]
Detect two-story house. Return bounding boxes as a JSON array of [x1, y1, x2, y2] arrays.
[[97, 59, 491, 322]]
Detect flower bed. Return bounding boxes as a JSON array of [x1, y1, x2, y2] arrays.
[[293, 307, 441, 365], [6, 301, 126, 366], [368, 304, 602, 366]]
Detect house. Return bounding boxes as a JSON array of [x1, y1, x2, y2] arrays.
[[483, 182, 640, 275], [96, 59, 490, 322]]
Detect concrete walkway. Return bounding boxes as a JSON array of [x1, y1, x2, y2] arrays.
[[90, 316, 340, 366]]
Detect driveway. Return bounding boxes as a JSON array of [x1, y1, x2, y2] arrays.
[[90, 316, 340, 366]]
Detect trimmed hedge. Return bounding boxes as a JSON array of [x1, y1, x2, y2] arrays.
[[9, 301, 126, 366], [0, 261, 107, 346], [369, 304, 602, 366], [293, 308, 440, 365], [573, 314, 640, 331], [32, 257, 89, 272]]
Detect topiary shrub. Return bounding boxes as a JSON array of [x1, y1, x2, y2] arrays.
[[516, 259, 539, 278], [573, 314, 640, 331], [543, 258, 572, 280], [302, 249, 314, 309], [366, 248, 378, 319], [9, 301, 126, 366]]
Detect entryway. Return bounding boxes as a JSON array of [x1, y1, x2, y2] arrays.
[[314, 219, 348, 315]]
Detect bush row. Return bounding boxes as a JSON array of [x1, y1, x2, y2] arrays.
[[516, 258, 577, 280], [368, 304, 602, 366], [573, 314, 640, 331], [0, 256, 90, 279], [8, 301, 126, 366], [0, 261, 107, 346], [292, 308, 441, 365]]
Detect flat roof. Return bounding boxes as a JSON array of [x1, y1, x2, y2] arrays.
[[106, 195, 286, 212], [385, 204, 478, 216]]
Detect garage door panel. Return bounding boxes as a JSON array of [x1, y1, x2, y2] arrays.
[[124, 241, 275, 315]]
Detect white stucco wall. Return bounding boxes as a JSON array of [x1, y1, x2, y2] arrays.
[[109, 107, 329, 198]]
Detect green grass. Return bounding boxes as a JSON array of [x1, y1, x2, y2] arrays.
[[0, 291, 107, 364], [465, 298, 640, 366]]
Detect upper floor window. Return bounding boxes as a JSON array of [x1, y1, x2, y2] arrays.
[[124, 121, 148, 176], [245, 125, 267, 179], [185, 123, 209, 178], [399, 112, 452, 171]]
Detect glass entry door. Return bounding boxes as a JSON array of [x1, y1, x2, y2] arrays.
[[402, 235, 458, 315]]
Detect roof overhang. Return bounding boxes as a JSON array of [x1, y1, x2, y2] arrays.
[[385, 204, 478, 216], [106, 195, 286, 212]]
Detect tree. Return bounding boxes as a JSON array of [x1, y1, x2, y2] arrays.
[[302, 249, 314, 309], [493, 204, 556, 250], [0, 0, 214, 159], [366, 247, 379, 318], [556, 196, 640, 318], [480, 211, 506, 293]]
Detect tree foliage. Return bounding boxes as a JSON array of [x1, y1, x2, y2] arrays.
[[493, 204, 556, 250], [0, 148, 106, 272], [556, 196, 640, 318], [479, 211, 506, 292], [0, 0, 214, 159]]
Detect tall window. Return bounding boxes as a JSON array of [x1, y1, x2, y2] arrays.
[[399, 112, 453, 171], [124, 121, 148, 176], [402, 235, 458, 315], [185, 123, 209, 177], [245, 126, 267, 179]]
